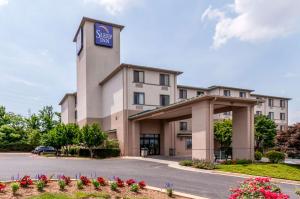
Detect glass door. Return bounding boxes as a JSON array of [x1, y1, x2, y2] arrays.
[[140, 134, 160, 155]]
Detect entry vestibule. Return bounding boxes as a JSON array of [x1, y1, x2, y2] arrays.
[[129, 95, 258, 162]]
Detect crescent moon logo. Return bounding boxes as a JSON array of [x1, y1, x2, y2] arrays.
[[99, 25, 110, 33]]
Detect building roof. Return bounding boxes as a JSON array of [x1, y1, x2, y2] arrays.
[[177, 84, 208, 91], [251, 93, 292, 100], [207, 85, 254, 92], [73, 17, 125, 42], [99, 63, 183, 86], [58, 92, 76, 105], [129, 95, 261, 120]]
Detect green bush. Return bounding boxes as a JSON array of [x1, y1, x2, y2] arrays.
[[36, 180, 45, 192], [78, 148, 120, 158], [105, 139, 119, 149], [77, 180, 83, 190], [265, 150, 285, 163], [193, 159, 216, 170], [0, 142, 34, 152], [255, 151, 263, 161], [179, 160, 193, 167], [11, 183, 19, 195], [110, 182, 118, 191], [130, 184, 139, 192], [92, 179, 100, 190], [236, 159, 253, 164], [58, 180, 66, 190]]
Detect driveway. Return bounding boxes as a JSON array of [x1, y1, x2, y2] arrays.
[[0, 153, 299, 199]]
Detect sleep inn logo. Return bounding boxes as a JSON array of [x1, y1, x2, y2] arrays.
[[94, 23, 113, 48]]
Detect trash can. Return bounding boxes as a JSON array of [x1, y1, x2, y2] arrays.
[[141, 148, 148, 157]]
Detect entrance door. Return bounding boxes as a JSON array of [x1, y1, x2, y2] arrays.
[[140, 134, 160, 155]]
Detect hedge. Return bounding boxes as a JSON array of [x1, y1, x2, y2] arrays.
[[78, 148, 120, 158], [0, 143, 34, 152]]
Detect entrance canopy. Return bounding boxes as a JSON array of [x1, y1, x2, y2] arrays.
[[129, 95, 262, 162]]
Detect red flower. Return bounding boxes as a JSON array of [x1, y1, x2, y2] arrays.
[[80, 176, 91, 186], [97, 177, 106, 186], [0, 182, 6, 192], [114, 177, 124, 187], [126, 179, 136, 186], [60, 175, 71, 185], [138, 181, 146, 189], [19, 176, 33, 187], [38, 175, 48, 184]]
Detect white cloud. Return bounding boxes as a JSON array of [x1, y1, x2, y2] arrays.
[[0, 0, 8, 6], [83, 0, 139, 15], [202, 0, 300, 48]]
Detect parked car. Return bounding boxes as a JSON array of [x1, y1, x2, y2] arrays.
[[32, 146, 56, 155]]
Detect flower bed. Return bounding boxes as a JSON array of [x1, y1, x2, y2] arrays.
[[0, 175, 189, 199]]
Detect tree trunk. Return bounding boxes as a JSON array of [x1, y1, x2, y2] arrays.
[[89, 148, 93, 158]]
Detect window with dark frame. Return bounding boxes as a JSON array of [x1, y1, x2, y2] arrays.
[[180, 122, 188, 131], [239, 91, 246, 98], [256, 111, 262, 116], [160, 74, 170, 86], [179, 89, 187, 99], [280, 100, 285, 108], [280, 113, 285, 120], [133, 70, 144, 83], [134, 92, 145, 105], [280, 125, 285, 131], [160, 95, 170, 106], [268, 98, 274, 107], [186, 138, 192, 150], [197, 91, 204, 96], [224, 90, 231, 97], [268, 112, 274, 120]]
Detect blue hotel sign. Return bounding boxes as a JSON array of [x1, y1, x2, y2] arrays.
[[94, 23, 113, 48]]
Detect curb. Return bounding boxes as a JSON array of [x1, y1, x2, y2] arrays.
[[147, 186, 209, 199], [123, 156, 300, 186]]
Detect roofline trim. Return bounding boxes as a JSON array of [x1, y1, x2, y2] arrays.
[[251, 93, 292, 100], [59, 92, 77, 105]]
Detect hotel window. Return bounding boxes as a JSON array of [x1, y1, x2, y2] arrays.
[[224, 111, 231, 116], [179, 89, 187, 99], [280, 125, 285, 131], [160, 74, 170, 86], [224, 90, 231, 97], [74, 96, 77, 107], [268, 99, 274, 107], [280, 100, 285, 108], [268, 112, 274, 120], [280, 113, 285, 121], [133, 70, 144, 83], [186, 138, 192, 150], [134, 92, 145, 105], [180, 122, 188, 131], [239, 91, 246, 98], [75, 110, 77, 120], [197, 91, 204, 96], [256, 111, 262, 116], [160, 95, 170, 106]]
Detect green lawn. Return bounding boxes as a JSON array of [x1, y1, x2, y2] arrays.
[[216, 163, 300, 181]]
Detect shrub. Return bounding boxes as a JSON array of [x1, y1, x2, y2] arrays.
[[97, 177, 106, 186], [229, 177, 289, 199], [0, 182, 6, 192], [179, 160, 193, 167], [58, 180, 66, 190], [77, 180, 84, 190], [138, 181, 146, 189], [38, 174, 49, 185], [78, 148, 120, 158], [80, 176, 91, 186], [255, 151, 263, 161], [193, 159, 216, 170], [110, 182, 118, 191], [265, 150, 285, 163], [165, 182, 173, 197], [19, 175, 33, 187], [295, 189, 300, 196], [126, 179, 136, 186], [36, 180, 45, 192], [236, 159, 253, 164], [60, 175, 71, 185], [11, 182, 19, 194], [130, 184, 139, 192], [0, 142, 34, 152], [92, 179, 100, 190]]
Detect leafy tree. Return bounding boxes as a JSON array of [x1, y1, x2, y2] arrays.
[[79, 124, 108, 158], [276, 123, 300, 155], [0, 125, 20, 143], [62, 123, 80, 155], [38, 106, 60, 134], [26, 114, 40, 130], [214, 119, 232, 148], [27, 129, 41, 147], [255, 115, 277, 151]]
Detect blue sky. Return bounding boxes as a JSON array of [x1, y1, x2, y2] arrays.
[[0, 0, 300, 124]]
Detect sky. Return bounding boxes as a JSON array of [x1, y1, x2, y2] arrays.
[[0, 0, 300, 124]]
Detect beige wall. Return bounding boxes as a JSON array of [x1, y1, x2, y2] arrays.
[[61, 95, 76, 124]]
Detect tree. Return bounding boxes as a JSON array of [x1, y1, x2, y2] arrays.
[[255, 115, 277, 151], [27, 129, 41, 147], [38, 106, 60, 134], [276, 123, 300, 156], [214, 119, 232, 148], [79, 124, 108, 158], [62, 123, 80, 155]]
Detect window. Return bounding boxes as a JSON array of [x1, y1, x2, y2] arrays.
[[239, 92, 246, 98], [197, 91, 204, 96], [280, 113, 285, 120], [268, 99, 274, 107], [75, 110, 77, 120], [280, 100, 285, 108], [224, 111, 231, 116], [280, 125, 285, 131], [179, 89, 187, 99], [256, 111, 262, 116], [160, 95, 170, 106], [74, 96, 77, 107], [268, 112, 274, 120], [186, 138, 192, 150], [224, 90, 231, 97], [133, 70, 144, 83], [134, 92, 145, 105], [160, 74, 170, 86], [180, 122, 188, 131]]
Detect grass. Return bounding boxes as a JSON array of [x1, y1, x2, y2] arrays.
[[216, 163, 300, 181]]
